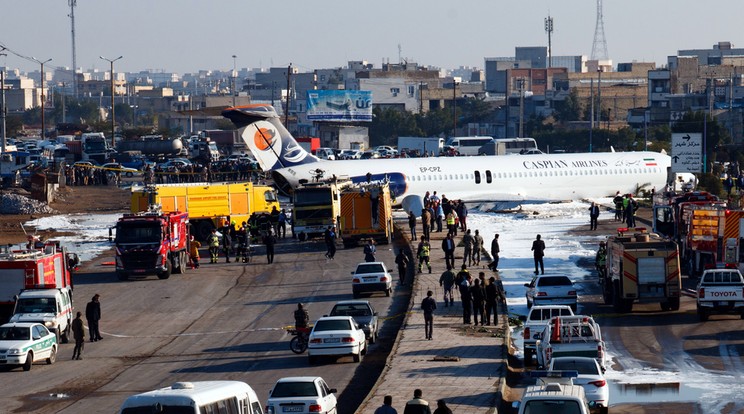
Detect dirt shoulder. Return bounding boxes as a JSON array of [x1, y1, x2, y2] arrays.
[[0, 185, 131, 245]]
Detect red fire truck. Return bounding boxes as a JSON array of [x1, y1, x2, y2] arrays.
[[111, 208, 189, 280], [0, 241, 74, 323]]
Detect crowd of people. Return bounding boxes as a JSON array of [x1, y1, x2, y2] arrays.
[[147, 160, 263, 184]]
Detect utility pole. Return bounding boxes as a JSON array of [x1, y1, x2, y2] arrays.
[[545, 15, 554, 68], [231, 54, 237, 107], [100, 55, 123, 148], [1, 50, 6, 153], [518, 78, 525, 138], [589, 78, 594, 152], [597, 68, 602, 129], [32, 57, 52, 139], [452, 81, 458, 137], [285, 63, 292, 128], [69, 0, 78, 98]]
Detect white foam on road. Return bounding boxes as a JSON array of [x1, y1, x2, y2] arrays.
[[25, 213, 122, 262]]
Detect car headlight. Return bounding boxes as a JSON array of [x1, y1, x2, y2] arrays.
[[7, 348, 22, 355], [44, 321, 55, 328]]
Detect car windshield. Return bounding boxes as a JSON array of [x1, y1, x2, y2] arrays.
[[271, 382, 318, 398], [523, 400, 582, 414], [538, 277, 572, 287], [0, 327, 30, 340], [356, 263, 384, 274], [331, 305, 372, 317], [16, 298, 56, 314], [314, 319, 352, 331], [551, 359, 600, 375], [116, 223, 162, 244]]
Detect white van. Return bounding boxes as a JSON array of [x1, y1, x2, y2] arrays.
[[120, 381, 264, 414], [10, 287, 73, 344]]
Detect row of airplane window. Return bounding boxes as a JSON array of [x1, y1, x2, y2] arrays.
[[408, 167, 659, 183]]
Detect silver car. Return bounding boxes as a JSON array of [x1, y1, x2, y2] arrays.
[[329, 300, 379, 343]]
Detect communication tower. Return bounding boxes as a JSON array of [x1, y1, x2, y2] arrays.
[[591, 0, 609, 61]]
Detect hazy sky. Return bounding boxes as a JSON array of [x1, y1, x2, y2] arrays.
[[2, 0, 743, 75]]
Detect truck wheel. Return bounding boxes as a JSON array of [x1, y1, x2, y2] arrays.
[[117, 271, 129, 281], [54, 328, 61, 345], [46, 346, 57, 365], [22, 352, 33, 371], [660, 302, 670, 311], [668, 297, 680, 311], [158, 260, 172, 280]]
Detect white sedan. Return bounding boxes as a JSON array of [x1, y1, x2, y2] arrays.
[[266, 376, 337, 414], [548, 356, 610, 408], [0, 322, 58, 371], [307, 316, 367, 364]]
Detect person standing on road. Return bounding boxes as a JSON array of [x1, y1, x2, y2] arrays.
[[456, 265, 472, 324], [589, 202, 600, 231], [85, 294, 103, 342], [417, 236, 432, 274], [375, 395, 398, 414], [421, 290, 437, 340], [207, 229, 220, 264], [439, 265, 456, 307], [613, 191, 624, 222], [445, 210, 457, 236], [189, 235, 201, 269], [364, 239, 377, 262], [221, 223, 233, 263], [433, 400, 453, 414], [484, 276, 499, 326], [531, 234, 546, 275], [471, 277, 486, 326], [473, 229, 484, 266], [441, 233, 456, 269], [421, 208, 432, 241], [71, 311, 85, 360], [263, 230, 277, 264], [462, 229, 474, 267], [488, 234, 500, 271], [324, 226, 337, 260], [277, 209, 287, 239], [395, 250, 410, 285], [408, 211, 417, 241], [403, 389, 432, 414]]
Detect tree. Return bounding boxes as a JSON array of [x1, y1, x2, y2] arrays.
[[368, 107, 422, 147], [553, 88, 582, 123]]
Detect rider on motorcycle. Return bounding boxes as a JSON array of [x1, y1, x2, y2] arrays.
[[294, 303, 309, 329]]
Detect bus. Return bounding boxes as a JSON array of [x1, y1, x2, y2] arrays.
[[119, 381, 264, 414], [477, 137, 539, 156], [446, 136, 493, 156]]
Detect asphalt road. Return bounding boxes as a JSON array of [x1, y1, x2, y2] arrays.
[[0, 236, 407, 413]]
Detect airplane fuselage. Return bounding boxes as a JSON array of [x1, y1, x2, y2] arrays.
[[273, 151, 670, 205]]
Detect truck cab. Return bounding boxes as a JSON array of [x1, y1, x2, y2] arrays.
[[10, 288, 73, 344], [514, 371, 593, 414], [696, 268, 744, 321]]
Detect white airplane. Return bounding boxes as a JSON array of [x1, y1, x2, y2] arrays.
[[222, 104, 694, 214]]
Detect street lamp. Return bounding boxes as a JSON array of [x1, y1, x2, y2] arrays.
[[32, 57, 52, 139], [100, 55, 123, 149], [231, 54, 237, 107], [452, 81, 458, 137]]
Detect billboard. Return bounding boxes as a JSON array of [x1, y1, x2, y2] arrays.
[[307, 90, 372, 122]]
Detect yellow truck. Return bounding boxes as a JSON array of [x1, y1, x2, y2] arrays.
[[339, 181, 393, 247], [131, 182, 280, 240]]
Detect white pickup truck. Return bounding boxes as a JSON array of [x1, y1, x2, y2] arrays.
[[520, 305, 574, 365], [696, 268, 744, 321], [535, 315, 606, 371]]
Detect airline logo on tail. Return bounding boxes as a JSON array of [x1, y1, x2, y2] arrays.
[[239, 118, 318, 171]]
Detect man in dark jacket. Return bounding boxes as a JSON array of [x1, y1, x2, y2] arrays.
[[441, 233, 456, 269], [324, 226, 337, 260], [421, 290, 437, 340], [71, 311, 85, 360], [470, 278, 486, 326], [589, 202, 600, 230], [395, 250, 409, 285], [85, 294, 102, 342], [488, 234, 500, 271], [456, 265, 472, 324], [531, 234, 546, 275], [221, 223, 233, 263], [263, 230, 277, 264]]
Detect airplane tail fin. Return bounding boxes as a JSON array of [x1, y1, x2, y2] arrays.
[[222, 104, 318, 171]]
